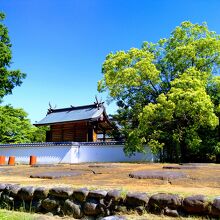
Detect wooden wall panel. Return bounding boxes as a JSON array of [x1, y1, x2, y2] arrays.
[[50, 122, 89, 142]]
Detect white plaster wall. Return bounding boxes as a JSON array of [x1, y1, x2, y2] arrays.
[[0, 145, 78, 164], [0, 143, 155, 164], [78, 145, 154, 163]]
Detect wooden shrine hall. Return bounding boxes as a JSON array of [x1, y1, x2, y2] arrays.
[[34, 102, 114, 142]]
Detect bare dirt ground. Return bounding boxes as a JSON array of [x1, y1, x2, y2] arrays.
[[0, 162, 219, 198]]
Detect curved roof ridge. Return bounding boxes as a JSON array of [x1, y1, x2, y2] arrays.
[[48, 103, 99, 114]]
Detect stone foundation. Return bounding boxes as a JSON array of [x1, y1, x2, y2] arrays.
[[0, 183, 219, 219]]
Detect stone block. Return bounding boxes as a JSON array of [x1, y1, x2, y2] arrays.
[[4, 184, 21, 197], [17, 186, 35, 201], [125, 192, 149, 208], [41, 198, 59, 212], [148, 193, 182, 211], [33, 187, 49, 199], [63, 199, 83, 219], [164, 207, 179, 217], [211, 197, 220, 217], [0, 184, 6, 192], [49, 187, 73, 198], [72, 188, 89, 202], [83, 200, 101, 216], [106, 190, 123, 202], [183, 195, 209, 214], [88, 190, 108, 200]]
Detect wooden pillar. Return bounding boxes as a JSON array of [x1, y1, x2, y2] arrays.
[[93, 129, 97, 142]]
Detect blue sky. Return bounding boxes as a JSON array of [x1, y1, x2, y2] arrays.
[[1, 0, 220, 123]]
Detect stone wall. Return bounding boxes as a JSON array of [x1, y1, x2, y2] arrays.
[[0, 183, 219, 219]]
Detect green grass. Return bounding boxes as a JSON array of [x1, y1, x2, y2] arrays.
[[0, 209, 212, 220], [0, 210, 35, 220]]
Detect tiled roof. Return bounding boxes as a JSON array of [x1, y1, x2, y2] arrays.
[[34, 104, 105, 126]]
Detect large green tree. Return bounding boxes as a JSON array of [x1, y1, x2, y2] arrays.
[[98, 21, 220, 162], [0, 105, 47, 143], [0, 12, 25, 101], [0, 105, 33, 143]]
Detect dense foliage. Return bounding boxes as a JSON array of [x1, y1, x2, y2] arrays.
[[98, 21, 220, 162], [0, 13, 25, 102], [0, 105, 47, 144]]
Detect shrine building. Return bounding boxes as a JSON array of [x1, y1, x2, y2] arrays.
[[34, 102, 114, 142]]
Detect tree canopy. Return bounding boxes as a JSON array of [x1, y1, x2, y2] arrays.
[[0, 12, 25, 102], [0, 105, 47, 144], [98, 21, 220, 162]]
